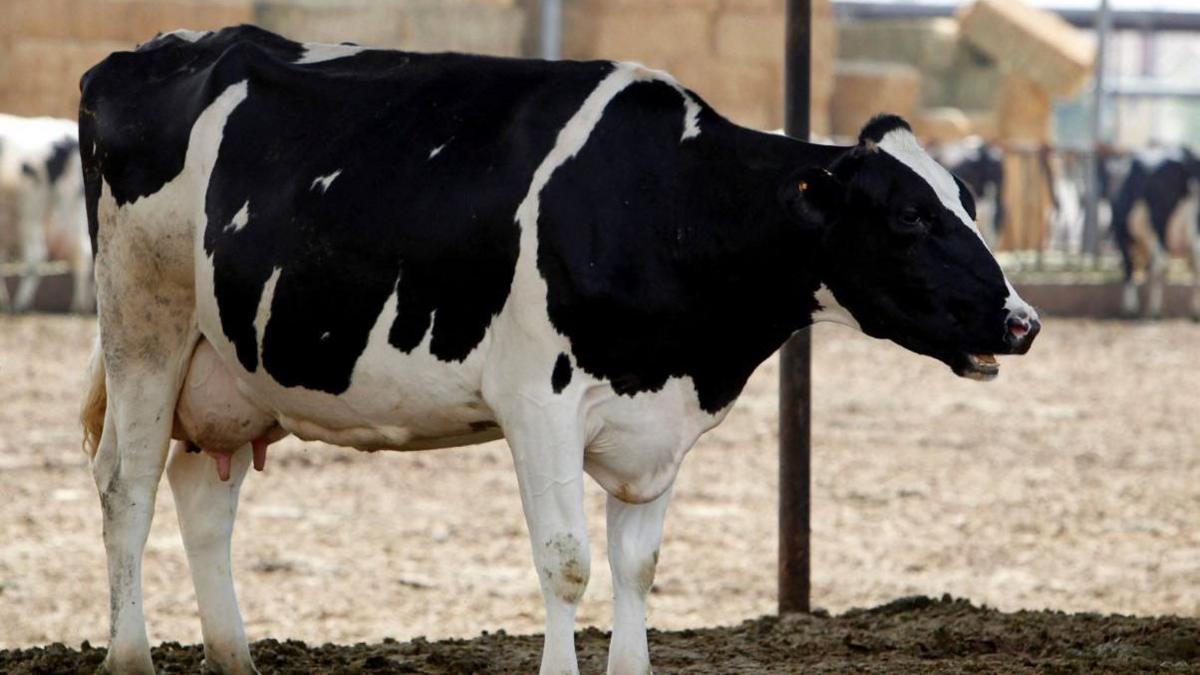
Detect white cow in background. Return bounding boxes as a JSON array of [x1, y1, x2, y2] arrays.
[[0, 113, 92, 312]]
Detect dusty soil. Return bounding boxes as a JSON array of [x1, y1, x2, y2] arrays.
[[3, 596, 1200, 673], [1, 315, 1199, 660]]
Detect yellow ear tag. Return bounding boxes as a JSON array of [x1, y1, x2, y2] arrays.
[[797, 181, 808, 192]]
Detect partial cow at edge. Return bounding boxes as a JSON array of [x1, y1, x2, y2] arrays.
[[1110, 145, 1200, 320], [0, 113, 93, 313], [78, 25, 1040, 675]]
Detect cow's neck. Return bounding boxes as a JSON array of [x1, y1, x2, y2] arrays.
[[663, 121, 847, 402]]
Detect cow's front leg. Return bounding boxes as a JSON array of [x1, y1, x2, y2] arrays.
[[505, 416, 590, 675], [11, 192, 48, 312], [1121, 278, 1140, 318], [605, 488, 672, 675], [166, 441, 257, 675]]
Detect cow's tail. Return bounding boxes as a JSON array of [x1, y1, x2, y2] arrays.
[[80, 334, 106, 459]]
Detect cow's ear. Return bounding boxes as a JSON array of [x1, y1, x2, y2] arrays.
[[781, 166, 843, 228]]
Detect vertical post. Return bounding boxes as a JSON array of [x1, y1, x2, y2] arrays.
[[779, 0, 812, 616], [540, 0, 563, 61], [1082, 0, 1111, 262]]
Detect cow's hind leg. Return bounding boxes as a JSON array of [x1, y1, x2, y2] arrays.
[[503, 410, 590, 675], [605, 488, 672, 675], [92, 286, 196, 674], [167, 441, 257, 674]]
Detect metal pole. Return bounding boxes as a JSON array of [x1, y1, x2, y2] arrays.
[[1083, 0, 1111, 262], [540, 0, 563, 61], [779, 0, 812, 616]]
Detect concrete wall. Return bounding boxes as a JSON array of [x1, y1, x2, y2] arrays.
[[0, 0, 829, 133]]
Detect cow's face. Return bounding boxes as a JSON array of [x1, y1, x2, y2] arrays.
[[799, 116, 1039, 380]]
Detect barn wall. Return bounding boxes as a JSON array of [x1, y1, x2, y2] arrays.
[[0, 0, 829, 134], [255, 0, 527, 57], [0, 0, 254, 119], [562, 0, 835, 134]]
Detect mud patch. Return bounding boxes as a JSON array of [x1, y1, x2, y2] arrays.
[[3, 597, 1199, 674], [544, 533, 589, 604]]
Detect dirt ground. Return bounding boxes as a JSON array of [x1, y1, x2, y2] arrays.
[[1, 315, 1199, 663], [4, 596, 1200, 674]]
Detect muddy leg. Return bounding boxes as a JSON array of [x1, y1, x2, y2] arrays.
[[92, 277, 196, 673], [167, 441, 257, 674], [94, 346, 195, 673], [606, 487, 672, 675], [504, 415, 589, 675]]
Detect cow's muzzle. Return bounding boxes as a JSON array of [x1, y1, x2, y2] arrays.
[[1003, 311, 1041, 355]]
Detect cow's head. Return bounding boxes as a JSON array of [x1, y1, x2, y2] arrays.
[[792, 115, 1039, 380]]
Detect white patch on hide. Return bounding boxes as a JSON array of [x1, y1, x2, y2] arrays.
[[295, 42, 366, 65], [311, 170, 341, 193], [224, 200, 250, 232]]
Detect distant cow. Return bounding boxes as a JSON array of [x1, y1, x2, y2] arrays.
[[1110, 146, 1200, 318], [79, 26, 1040, 675], [936, 137, 1004, 246], [0, 114, 92, 312], [937, 140, 1087, 256]]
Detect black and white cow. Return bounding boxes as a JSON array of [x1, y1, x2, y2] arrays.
[[79, 26, 1040, 675], [1110, 145, 1200, 318], [0, 114, 92, 312]]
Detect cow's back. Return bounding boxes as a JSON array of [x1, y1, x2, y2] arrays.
[[81, 25, 624, 446]]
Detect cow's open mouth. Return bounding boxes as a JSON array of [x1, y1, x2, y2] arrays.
[[959, 353, 999, 380]]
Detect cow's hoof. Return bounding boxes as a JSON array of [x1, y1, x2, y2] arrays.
[[201, 661, 260, 675], [97, 656, 156, 675], [200, 645, 260, 675]]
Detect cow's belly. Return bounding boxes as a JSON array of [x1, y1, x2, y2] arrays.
[[194, 267, 499, 452]]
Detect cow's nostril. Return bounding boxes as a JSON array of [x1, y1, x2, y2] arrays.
[[1005, 316, 1041, 354], [1027, 318, 1041, 340], [1006, 316, 1030, 338]]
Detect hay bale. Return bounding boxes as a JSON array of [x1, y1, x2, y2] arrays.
[[999, 148, 1053, 251], [995, 74, 1052, 143], [957, 0, 1093, 98], [810, 0, 836, 137], [934, 41, 1003, 112], [965, 111, 999, 141], [830, 61, 920, 139], [837, 18, 959, 74], [913, 107, 972, 144]]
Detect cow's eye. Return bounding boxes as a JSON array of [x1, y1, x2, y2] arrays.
[[894, 209, 928, 236]]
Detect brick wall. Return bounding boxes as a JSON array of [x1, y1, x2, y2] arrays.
[[0, 0, 830, 134]]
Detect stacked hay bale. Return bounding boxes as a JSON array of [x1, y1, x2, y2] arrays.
[[957, 0, 1093, 250], [830, 61, 920, 138], [562, 0, 837, 136], [834, 0, 1094, 251]]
